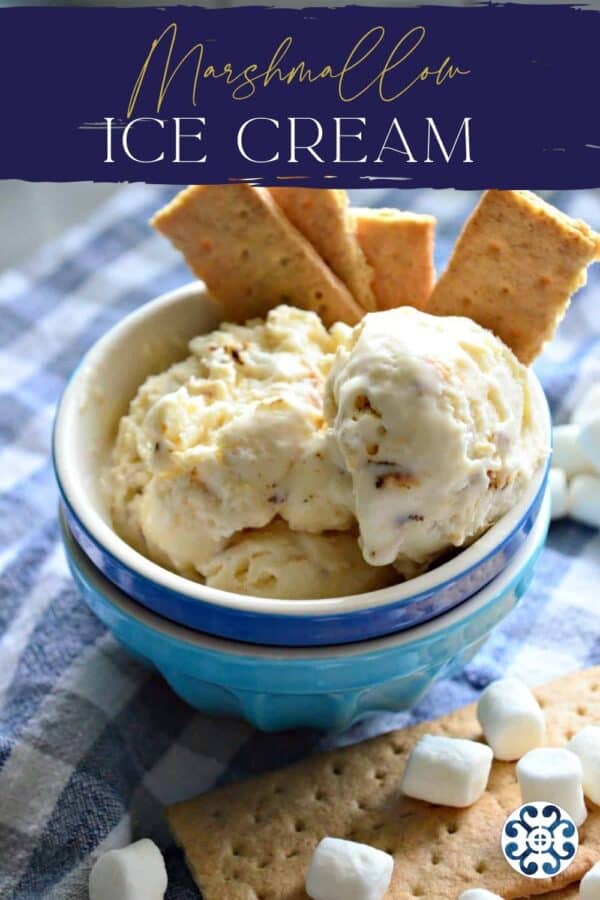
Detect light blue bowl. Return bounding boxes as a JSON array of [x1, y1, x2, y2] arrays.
[[60, 494, 550, 732], [53, 282, 552, 647]]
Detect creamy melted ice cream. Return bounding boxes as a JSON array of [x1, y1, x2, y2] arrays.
[[108, 304, 546, 598], [325, 307, 545, 570]]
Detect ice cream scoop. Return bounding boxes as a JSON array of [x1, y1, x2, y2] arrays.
[[325, 307, 546, 569], [108, 306, 354, 575]]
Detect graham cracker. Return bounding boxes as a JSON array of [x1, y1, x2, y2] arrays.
[[353, 207, 436, 311], [168, 667, 600, 900], [269, 187, 376, 312], [152, 185, 363, 327], [426, 190, 600, 364]]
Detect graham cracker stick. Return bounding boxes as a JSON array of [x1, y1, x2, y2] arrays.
[[269, 187, 376, 312], [168, 667, 600, 900], [152, 185, 363, 327], [353, 207, 436, 311], [427, 190, 600, 364]]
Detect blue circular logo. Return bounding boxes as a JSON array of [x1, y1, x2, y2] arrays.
[[502, 802, 578, 878]]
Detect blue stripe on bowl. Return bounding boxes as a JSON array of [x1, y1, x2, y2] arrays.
[[57, 461, 548, 647], [61, 495, 550, 731]]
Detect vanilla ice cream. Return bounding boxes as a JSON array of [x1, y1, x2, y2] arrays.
[[107, 306, 354, 581], [203, 519, 395, 599], [325, 307, 546, 570], [108, 303, 546, 599]]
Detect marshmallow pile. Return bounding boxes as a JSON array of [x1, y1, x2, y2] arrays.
[[401, 735, 493, 808], [89, 839, 167, 900], [87, 679, 600, 900], [304, 676, 600, 900], [550, 383, 600, 528], [582, 861, 600, 900], [306, 837, 394, 900], [517, 747, 587, 826]]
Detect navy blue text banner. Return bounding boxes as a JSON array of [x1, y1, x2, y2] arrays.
[[1, 4, 599, 188]]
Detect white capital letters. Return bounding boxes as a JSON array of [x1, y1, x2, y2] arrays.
[[374, 118, 417, 163], [122, 118, 165, 163], [334, 117, 367, 163], [104, 117, 114, 163], [289, 117, 324, 163], [237, 118, 280, 163], [174, 117, 207, 163], [425, 117, 473, 163]]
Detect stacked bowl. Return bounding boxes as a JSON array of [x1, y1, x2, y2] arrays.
[[53, 284, 552, 731]]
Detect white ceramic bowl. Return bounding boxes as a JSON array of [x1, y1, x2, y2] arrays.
[[53, 282, 551, 646]]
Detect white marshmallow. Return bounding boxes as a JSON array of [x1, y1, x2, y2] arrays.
[[305, 836, 393, 900], [581, 861, 600, 900], [579, 416, 600, 473], [89, 839, 167, 900], [477, 678, 545, 761], [516, 747, 587, 826], [572, 383, 600, 426], [459, 891, 504, 900], [401, 735, 493, 808], [569, 474, 600, 529], [549, 469, 569, 520], [553, 424, 595, 477], [567, 726, 600, 804]]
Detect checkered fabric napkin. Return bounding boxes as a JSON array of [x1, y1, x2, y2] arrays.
[[0, 186, 599, 899]]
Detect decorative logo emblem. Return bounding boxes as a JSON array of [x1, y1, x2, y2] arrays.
[[502, 802, 578, 878]]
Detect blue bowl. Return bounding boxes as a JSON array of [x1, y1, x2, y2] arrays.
[[53, 283, 552, 647], [59, 493, 550, 732]]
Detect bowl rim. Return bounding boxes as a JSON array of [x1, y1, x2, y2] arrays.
[[60, 492, 550, 661], [53, 281, 552, 618]]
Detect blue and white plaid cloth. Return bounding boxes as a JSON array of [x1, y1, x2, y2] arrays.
[[0, 185, 599, 899]]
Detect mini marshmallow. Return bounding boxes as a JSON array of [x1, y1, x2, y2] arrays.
[[569, 474, 600, 529], [477, 678, 545, 761], [553, 424, 596, 477], [579, 416, 600, 473], [516, 747, 587, 826], [305, 836, 393, 900], [549, 469, 569, 520], [459, 891, 504, 900], [581, 860, 600, 900], [567, 726, 600, 804], [572, 383, 600, 426], [401, 734, 493, 808], [88, 838, 167, 900]]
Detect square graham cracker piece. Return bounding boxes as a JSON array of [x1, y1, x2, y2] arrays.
[[427, 190, 600, 365], [152, 185, 363, 328], [168, 666, 600, 900], [352, 207, 436, 311], [269, 187, 376, 312]]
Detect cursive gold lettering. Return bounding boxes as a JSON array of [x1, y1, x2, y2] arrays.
[[126, 22, 470, 116]]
